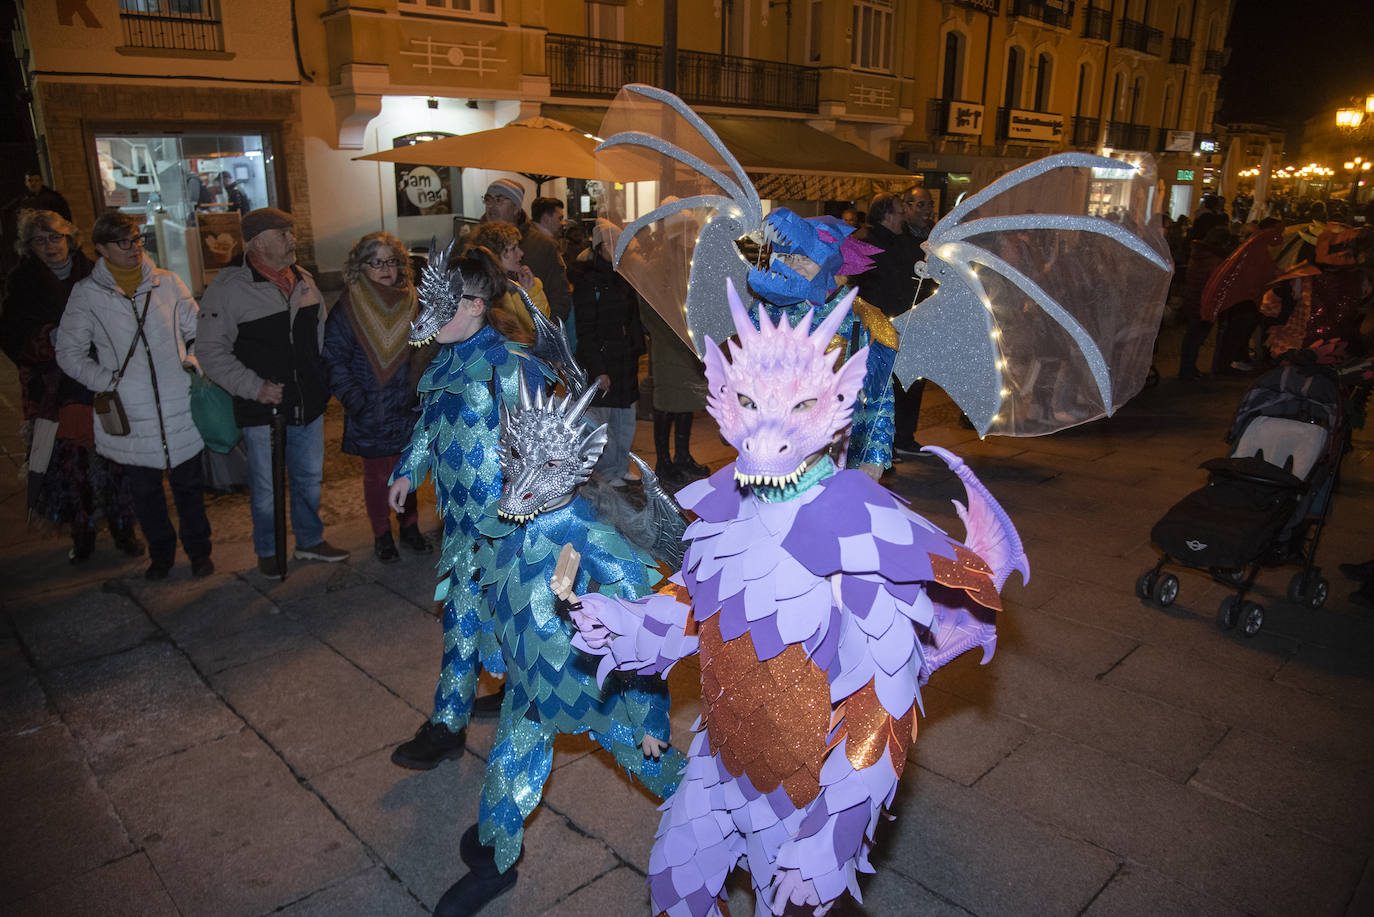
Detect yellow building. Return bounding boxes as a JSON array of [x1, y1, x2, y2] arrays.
[[16, 0, 1233, 289]]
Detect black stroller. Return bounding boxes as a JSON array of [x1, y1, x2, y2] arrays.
[[1137, 358, 1352, 636]]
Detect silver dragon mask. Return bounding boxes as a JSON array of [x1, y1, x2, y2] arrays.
[[496, 372, 607, 521], [410, 237, 464, 346]]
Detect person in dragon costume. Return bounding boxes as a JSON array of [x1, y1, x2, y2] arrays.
[[433, 371, 687, 915], [745, 210, 895, 478], [552, 279, 1028, 917], [386, 245, 552, 770]]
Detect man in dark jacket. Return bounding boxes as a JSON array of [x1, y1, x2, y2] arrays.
[[197, 207, 350, 577], [852, 192, 927, 459]]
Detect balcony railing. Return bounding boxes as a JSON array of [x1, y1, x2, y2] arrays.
[[676, 48, 819, 112], [118, 0, 224, 52], [546, 34, 660, 99], [1118, 19, 1163, 55], [1169, 37, 1193, 65], [1010, 0, 1072, 29], [1105, 120, 1151, 150], [1203, 49, 1226, 74], [546, 34, 818, 112], [1082, 7, 1112, 41], [1071, 116, 1100, 147]]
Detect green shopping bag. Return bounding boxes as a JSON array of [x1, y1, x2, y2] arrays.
[[188, 370, 241, 453]]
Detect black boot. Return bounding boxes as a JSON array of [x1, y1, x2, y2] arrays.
[[652, 410, 674, 479], [470, 684, 505, 719], [398, 523, 432, 554], [435, 824, 518, 917], [391, 720, 466, 770], [68, 528, 96, 564], [673, 412, 710, 477]]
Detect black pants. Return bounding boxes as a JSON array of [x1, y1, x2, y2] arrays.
[[893, 378, 926, 447], [123, 451, 212, 566]]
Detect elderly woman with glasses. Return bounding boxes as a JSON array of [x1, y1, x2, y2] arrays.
[[55, 211, 212, 580], [1, 209, 143, 562], [323, 230, 433, 563]]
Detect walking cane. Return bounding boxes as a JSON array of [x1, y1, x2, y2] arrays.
[[271, 406, 288, 579]]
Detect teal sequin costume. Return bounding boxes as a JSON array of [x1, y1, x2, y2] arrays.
[[474, 495, 683, 871], [392, 324, 549, 731]]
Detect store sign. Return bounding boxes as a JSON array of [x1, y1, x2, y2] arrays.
[[1006, 109, 1064, 142], [1164, 130, 1195, 152], [1198, 138, 1218, 153], [392, 131, 459, 218], [946, 102, 985, 136], [953, 0, 1000, 14], [1176, 169, 1195, 181]]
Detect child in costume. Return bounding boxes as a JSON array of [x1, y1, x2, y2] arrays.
[[435, 370, 684, 915], [553, 281, 1027, 917], [387, 246, 552, 769]]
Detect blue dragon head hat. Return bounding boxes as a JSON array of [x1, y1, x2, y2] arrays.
[[747, 209, 877, 306]]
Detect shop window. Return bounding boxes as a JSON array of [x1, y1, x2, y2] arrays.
[[397, 0, 500, 18], [850, 0, 893, 72], [94, 130, 277, 294], [118, 0, 223, 53]]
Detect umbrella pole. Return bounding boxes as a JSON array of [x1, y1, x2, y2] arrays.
[[271, 407, 288, 579]]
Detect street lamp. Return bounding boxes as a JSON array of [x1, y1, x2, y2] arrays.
[[1334, 94, 1374, 206]]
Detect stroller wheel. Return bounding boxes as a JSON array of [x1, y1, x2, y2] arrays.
[[1152, 572, 1180, 607], [1211, 566, 1246, 586], [1240, 601, 1264, 637], [1287, 571, 1330, 609], [1136, 569, 1158, 600], [1217, 595, 1240, 630]]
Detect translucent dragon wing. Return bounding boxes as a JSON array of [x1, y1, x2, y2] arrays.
[[593, 83, 760, 356], [893, 153, 1173, 437]]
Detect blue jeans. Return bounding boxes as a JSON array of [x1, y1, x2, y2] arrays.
[[241, 416, 324, 557]]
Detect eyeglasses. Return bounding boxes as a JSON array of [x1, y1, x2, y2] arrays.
[[365, 258, 403, 269], [31, 233, 67, 245], [905, 199, 933, 208], [111, 235, 144, 250], [482, 194, 511, 206]]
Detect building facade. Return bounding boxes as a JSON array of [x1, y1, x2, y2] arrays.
[[17, 0, 1232, 290]]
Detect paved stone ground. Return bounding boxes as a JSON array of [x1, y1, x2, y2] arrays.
[[2, 324, 1372, 916]]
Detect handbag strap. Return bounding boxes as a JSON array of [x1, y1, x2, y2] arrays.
[[103, 290, 153, 393]]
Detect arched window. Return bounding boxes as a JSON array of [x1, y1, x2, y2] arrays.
[[1196, 90, 1211, 132], [1034, 53, 1053, 111], [1130, 76, 1145, 123], [942, 30, 966, 101], [1162, 82, 1174, 127], [1075, 62, 1091, 115], [1004, 46, 1025, 109], [1110, 71, 1123, 119]]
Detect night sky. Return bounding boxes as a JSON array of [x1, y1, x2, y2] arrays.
[[1219, 0, 1374, 128]]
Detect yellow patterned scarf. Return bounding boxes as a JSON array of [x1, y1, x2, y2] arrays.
[[344, 278, 415, 384]]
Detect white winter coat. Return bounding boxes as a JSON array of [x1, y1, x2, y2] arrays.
[[55, 256, 204, 469]]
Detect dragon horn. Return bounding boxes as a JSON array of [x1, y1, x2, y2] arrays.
[[813, 287, 858, 349], [564, 381, 601, 431], [725, 277, 755, 341], [517, 366, 533, 411]]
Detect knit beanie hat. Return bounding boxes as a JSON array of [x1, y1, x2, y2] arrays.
[[485, 178, 525, 209], [241, 207, 293, 243]]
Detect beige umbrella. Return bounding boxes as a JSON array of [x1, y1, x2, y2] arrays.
[[354, 116, 653, 189]]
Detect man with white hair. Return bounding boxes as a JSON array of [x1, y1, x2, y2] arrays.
[[482, 178, 572, 322], [197, 207, 350, 578]]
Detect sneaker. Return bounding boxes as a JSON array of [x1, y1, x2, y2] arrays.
[[674, 457, 711, 477], [398, 524, 432, 554], [191, 556, 215, 578], [374, 533, 400, 564], [391, 720, 466, 770], [145, 561, 172, 581], [257, 556, 285, 580], [293, 541, 350, 563], [893, 441, 923, 457]]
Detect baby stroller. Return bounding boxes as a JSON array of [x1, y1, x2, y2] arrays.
[[1137, 357, 1350, 636]]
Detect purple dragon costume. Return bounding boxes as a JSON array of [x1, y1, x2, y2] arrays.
[[559, 280, 1028, 916]]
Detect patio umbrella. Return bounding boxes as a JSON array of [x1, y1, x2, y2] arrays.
[[355, 116, 654, 189]]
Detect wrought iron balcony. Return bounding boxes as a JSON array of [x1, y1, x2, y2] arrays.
[[1104, 120, 1151, 150], [1118, 19, 1163, 55], [1169, 37, 1193, 65], [546, 34, 818, 112], [118, 0, 224, 52], [1203, 49, 1226, 74], [1071, 116, 1100, 147], [1082, 7, 1112, 41], [1010, 0, 1073, 29]]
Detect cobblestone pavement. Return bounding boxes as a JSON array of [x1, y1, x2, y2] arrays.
[[2, 324, 1372, 916]]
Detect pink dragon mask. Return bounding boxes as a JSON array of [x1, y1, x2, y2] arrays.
[[702, 278, 869, 486]]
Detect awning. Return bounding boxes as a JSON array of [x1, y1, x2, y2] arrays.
[[543, 105, 914, 201]]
